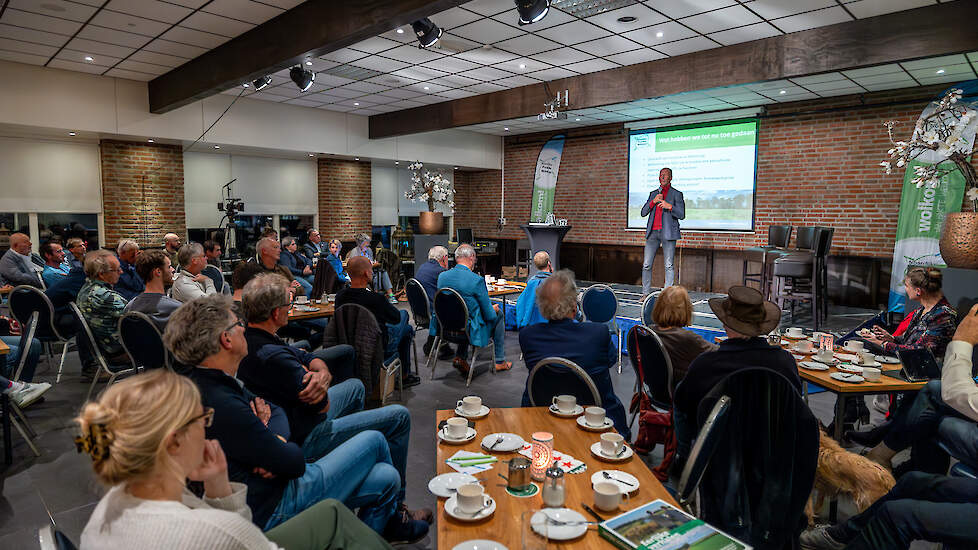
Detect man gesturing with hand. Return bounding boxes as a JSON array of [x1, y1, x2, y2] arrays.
[[640, 167, 685, 294]]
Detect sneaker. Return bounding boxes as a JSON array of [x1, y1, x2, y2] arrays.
[[453, 357, 470, 376], [388, 295, 398, 305], [799, 526, 846, 550], [872, 394, 890, 414], [494, 361, 513, 372], [383, 504, 431, 545], [402, 373, 421, 388], [9, 382, 51, 409]]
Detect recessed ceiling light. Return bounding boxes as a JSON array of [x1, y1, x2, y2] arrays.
[[68, 132, 76, 136], [779, 90, 786, 94], [214, 145, 220, 149], [395, 161, 399, 165], [519, 63, 526, 69], [575, 118, 581, 121], [308, 153, 314, 156], [454, 166, 458, 170], [355, 157, 360, 161], [354, 102, 360, 106], [655, 31, 663, 38], [936, 68, 945, 74], [84, 55, 94, 62], [617, 16, 637, 23], [148, 139, 154, 143], [396, 28, 404, 34], [305, 60, 312, 66], [242, 83, 249, 88], [423, 86, 430, 90], [504, 127, 510, 131]]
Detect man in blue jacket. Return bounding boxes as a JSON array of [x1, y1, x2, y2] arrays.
[[518, 270, 630, 440], [415, 245, 453, 359], [516, 251, 552, 328], [641, 167, 685, 294], [164, 294, 429, 544]]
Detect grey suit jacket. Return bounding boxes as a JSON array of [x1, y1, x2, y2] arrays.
[[640, 186, 685, 241], [0, 249, 42, 287]]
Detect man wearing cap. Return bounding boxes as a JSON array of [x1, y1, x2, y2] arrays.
[[673, 286, 800, 458]]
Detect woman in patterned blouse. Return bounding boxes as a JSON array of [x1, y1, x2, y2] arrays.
[[864, 266, 957, 360]]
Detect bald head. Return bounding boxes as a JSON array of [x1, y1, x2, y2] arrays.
[[346, 256, 372, 288], [9, 233, 30, 255]]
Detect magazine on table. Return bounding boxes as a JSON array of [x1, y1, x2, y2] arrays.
[[598, 499, 750, 550]]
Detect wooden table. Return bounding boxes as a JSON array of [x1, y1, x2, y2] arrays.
[[0, 339, 8, 355], [488, 283, 526, 298], [435, 406, 679, 549], [287, 302, 334, 321]]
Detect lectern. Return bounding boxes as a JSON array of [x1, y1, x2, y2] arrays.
[[520, 224, 571, 277]]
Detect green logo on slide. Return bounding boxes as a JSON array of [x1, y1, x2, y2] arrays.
[[654, 122, 756, 151]]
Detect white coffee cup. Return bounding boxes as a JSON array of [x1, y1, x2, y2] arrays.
[[794, 340, 814, 353], [816, 348, 834, 362], [786, 327, 804, 338], [859, 351, 876, 366], [552, 395, 576, 413], [845, 340, 865, 352], [444, 417, 468, 439], [600, 433, 624, 456], [295, 295, 309, 304], [457, 395, 482, 414], [863, 367, 881, 382], [593, 481, 629, 512], [585, 406, 606, 427], [456, 483, 489, 513], [497, 279, 507, 286]]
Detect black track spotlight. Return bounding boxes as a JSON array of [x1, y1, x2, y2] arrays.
[[411, 18, 442, 48], [515, 0, 550, 25], [289, 65, 315, 92], [252, 75, 272, 90]]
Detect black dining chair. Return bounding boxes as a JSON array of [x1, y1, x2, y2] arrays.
[[404, 278, 431, 373], [429, 288, 497, 387], [677, 395, 731, 515], [526, 357, 601, 408], [626, 324, 675, 423], [68, 303, 138, 401], [8, 285, 76, 382], [118, 311, 170, 371], [201, 264, 230, 295]]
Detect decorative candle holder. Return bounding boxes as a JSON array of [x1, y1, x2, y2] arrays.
[[530, 431, 554, 481]]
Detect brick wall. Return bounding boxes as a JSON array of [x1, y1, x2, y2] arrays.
[[453, 169, 503, 234], [100, 140, 185, 247], [317, 158, 371, 240], [455, 85, 978, 258]]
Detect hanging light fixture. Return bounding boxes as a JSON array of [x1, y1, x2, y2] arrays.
[[515, 0, 550, 25], [253, 75, 272, 90], [411, 18, 442, 48], [289, 66, 315, 92]]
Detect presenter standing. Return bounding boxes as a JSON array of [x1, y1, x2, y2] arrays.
[[641, 167, 685, 294]]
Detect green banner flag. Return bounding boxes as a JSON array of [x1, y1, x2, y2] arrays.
[[529, 134, 565, 223]]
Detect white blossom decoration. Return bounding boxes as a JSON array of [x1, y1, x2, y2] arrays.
[[404, 161, 455, 212]]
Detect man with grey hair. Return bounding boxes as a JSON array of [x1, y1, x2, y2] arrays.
[[435, 243, 511, 375], [303, 229, 326, 259], [114, 238, 144, 301], [518, 270, 630, 440], [162, 232, 181, 268], [0, 232, 43, 288], [77, 249, 130, 374], [515, 250, 553, 328], [415, 245, 452, 359], [171, 242, 216, 303]]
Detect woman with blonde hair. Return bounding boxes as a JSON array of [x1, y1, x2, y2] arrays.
[[326, 239, 350, 283], [77, 369, 392, 550], [650, 285, 717, 390]]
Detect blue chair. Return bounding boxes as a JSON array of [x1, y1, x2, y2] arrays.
[[526, 357, 601, 408], [580, 284, 621, 372], [677, 395, 731, 515], [38, 524, 77, 550], [640, 291, 659, 328], [201, 264, 230, 295], [429, 288, 496, 387], [938, 441, 978, 479]]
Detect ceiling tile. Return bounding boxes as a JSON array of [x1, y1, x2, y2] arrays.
[[284, 97, 325, 107], [708, 22, 781, 45], [142, 38, 207, 57], [377, 26, 416, 44], [412, 94, 450, 104], [530, 47, 592, 66], [462, 0, 517, 16], [680, 5, 761, 34], [789, 72, 848, 85], [0, 23, 69, 47], [564, 58, 618, 74], [393, 66, 450, 82], [428, 33, 482, 54], [450, 18, 524, 44], [605, 47, 667, 65], [322, 87, 362, 99], [202, 0, 284, 25], [104, 0, 193, 23], [575, 35, 643, 57], [63, 37, 137, 58], [917, 73, 975, 86], [90, 10, 170, 36], [621, 21, 698, 46], [365, 74, 416, 87], [305, 58, 338, 72], [162, 26, 229, 49], [2, 8, 84, 35], [47, 58, 106, 74], [772, 6, 852, 33], [437, 88, 478, 99], [115, 58, 170, 74], [0, 37, 58, 57], [58, 48, 121, 67], [842, 64, 903, 77], [419, 56, 481, 73], [339, 81, 390, 94], [457, 65, 512, 81], [847, 73, 915, 85], [862, 80, 918, 92], [493, 56, 548, 73], [357, 93, 396, 104], [967, 52, 978, 64], [525, 66, 576, 81], [491, 7, 577, 30], [318, 103, 354, 112], [429, 6, 483, 29], [585, 4, 668, 34], [8, 0, 97, 23], [465, 82, 506, 93], [493, 33, 561, 56], [377, 88, 424, 99], [744, 79, 792, 91], [335, 98, 376, 108], [816, 86, 866, 97], [369, 104, 403, 113], [534, 20, 611, 46], [320, 48, 367, 63], [380, 44, 444, 63], [348, 55, 410, 73], [164, 0, 210, 7], [845, 0, 935, 19], [801, 80, 864, 92], [493, 74, 542, 88], [104, 67, 156, 81], [128, 49, 188, 67], [644, 0, 737, 19], [426, 74, 483, 88], [653, 36, 719, 56], [180, 11, 254, 38], [907, 63, 973, 79], [349, 36, 400, 54], [901, 54, 967, 70], [455, 45, 518, 65], [387, 99, 426, 109], [748, 0, 837, 20]]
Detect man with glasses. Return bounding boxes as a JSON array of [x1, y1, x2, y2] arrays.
[[171, 242, 217, 303], [77, 249, 130, 376], [65, 237, 87, 270], [126, 250, 182, 330]]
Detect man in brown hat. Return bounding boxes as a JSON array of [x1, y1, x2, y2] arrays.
[[672, 285, 801, 457]]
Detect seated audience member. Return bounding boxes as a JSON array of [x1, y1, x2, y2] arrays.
[[673, 286, 799, 458], [40, 241, 70, 288], [77, 369, 395, 550], [115, 239, 145, 301], [863, 266, 956, 359], [261, 228, 279, 241], [304, 229, 327, 259], [0, 371, 49, 409], [203, 239, 223, 268], [164, 295, 426, 542], [126, 251, 182, 329], [171, 243, 217, 303], [279, 237, 314, 295], [336, 257, 420, 387], [234, 238, 305, 296], [0, 233, 43, 287], [348, 233, 396, 304], [162, 233, 181, 268], [436, 243, 512, 374], [650, 285, 717, 391], [77, 249, 131, 367], [66, 237, 87, 270], [45, 263, 99, 377], [515, 251, 553, 328], [1, 330, 41, 385], [415, 245, 452, 359], [519, 270, 630, 440], [326, 239, 350, 283]]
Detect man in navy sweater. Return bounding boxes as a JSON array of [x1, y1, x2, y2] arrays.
[[414, 245, 453, 359]]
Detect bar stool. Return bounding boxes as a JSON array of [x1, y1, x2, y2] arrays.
[[743, 225, 792, 297], [771, 227, 833, 330]]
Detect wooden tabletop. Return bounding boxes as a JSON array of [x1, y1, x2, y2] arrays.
[[0, 286, 11, 295], [287, 302, 334, 321], [0, 339, 8, 356], [435, 406, 679, 549], [488, 285, 525, 298]]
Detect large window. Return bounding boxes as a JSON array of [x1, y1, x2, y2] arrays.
[[37, 213, 100, 249]]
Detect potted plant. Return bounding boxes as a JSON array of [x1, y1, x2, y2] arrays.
[[882, 88, 978, 268], [405, 161, 455, 235]]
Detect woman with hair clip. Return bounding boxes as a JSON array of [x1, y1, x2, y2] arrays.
[[863, 266, 957, 359], [77, 369, 392, 550]]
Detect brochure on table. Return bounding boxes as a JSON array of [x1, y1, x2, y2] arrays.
[[598, 499, 750, 550]]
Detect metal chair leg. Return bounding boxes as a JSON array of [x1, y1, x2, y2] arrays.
[[57, 342, 69, 383], [617, 327, 623, 374], [465, 346, 477, 387], [411, 336, 419, 376], [10, 403, 36, 439], [10, 415, 40, 457], [427, 337, 441, 380], [490, 341, 496, 376]]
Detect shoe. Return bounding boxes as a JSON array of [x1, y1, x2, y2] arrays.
[[453, 357, 470, 376], [438, 347, 454, 360], [494, 361, 513, 371], [383, 504, 431, 545], [872, 394, 890, 414], [846, 421, 891, 448], [799, 526, 846, 550], [8, 382, 51, 408], [81, 369, 111, 383], [387, 295, 398, 305], [401, 373, 421, 388]]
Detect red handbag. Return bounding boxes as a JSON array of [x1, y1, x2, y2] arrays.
[[629, 334, 677, 481]]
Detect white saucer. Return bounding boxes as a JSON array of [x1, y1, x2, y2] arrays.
[[791, 354, 806, 361], [783, 333, 805, 340], [813, 355, 839, 365], [576, 416, 614, 431], [591, 470, 640, 493], [549, 404, 584, 417], [791, 345, 815, 354], [590, 442, 633, 462], [799, 361, 829, 371], [836, 363, 864, 374], [841, 347, 865, 355], [855, 361, 881, 368], [452, 541, 508, 550], [831, 372, 865, 383], [445, 494, 495, 521], [835, 352, 860, 362], [876, 355, 900, 365], [530, 508, 588, 540], [439, 427, 477, 445], [428, 473, 477, 498], [480, 432, 525, 452], [456, 405, 491, 419]]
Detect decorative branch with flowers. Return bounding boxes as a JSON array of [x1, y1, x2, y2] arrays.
[[404, 161, 455, 212], [881, 88, 978, 211]]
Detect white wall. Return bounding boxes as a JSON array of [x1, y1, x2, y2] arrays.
[[0, 136, 102, 213], [371, 163, 398, 226]]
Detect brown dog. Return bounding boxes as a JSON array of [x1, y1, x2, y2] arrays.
[[808, 430, 895, 522]]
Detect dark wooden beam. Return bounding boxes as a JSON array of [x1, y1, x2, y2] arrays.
[[370, 1, 978, 138], [148, 0, 468, 114]]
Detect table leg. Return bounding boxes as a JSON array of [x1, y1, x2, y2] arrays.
[[833, 395, 846, 442], [2, 394, 11, 466], [803, 382, 809, 404]]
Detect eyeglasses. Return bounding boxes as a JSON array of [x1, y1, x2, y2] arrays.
[[180, 407, 214, 430], [223, 319, 244, 333]]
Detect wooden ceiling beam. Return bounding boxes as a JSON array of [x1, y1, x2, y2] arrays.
[[369, 1, 978, 138]]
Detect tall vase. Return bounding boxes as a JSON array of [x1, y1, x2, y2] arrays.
[[418, 211, 444, 235], [939, 212, 978, 268]]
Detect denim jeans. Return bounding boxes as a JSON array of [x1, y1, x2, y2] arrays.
[[937, 416, 978, 466], [265, 430, 400, 533], [294, 276, 313, 296], [310, 344, 357, 384], [454, 311, 506, 362], [642, 231, 676, 294], [2, 335, 40, 382], [301, 378, 411, 503], [882, 380, 973, 474], [385, 310, 413, 373]]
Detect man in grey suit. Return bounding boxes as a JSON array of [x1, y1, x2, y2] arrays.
[[0, 233, 43, 288], [641, 167, 685, 294]]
